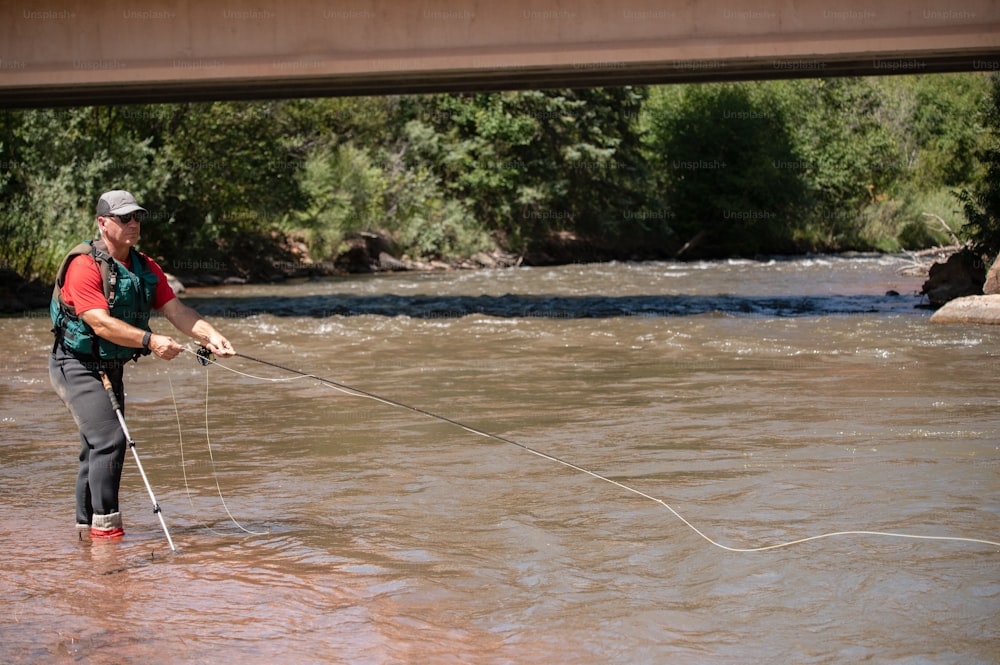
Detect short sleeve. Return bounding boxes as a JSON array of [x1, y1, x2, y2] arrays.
[[61, 255, 109, 315]]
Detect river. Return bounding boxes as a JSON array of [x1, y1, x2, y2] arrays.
[[1, 255, 998, 664]]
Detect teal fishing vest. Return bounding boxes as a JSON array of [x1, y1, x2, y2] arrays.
[[50, 239, 158, 361]]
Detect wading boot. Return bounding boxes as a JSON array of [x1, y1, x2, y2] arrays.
[[90, 511, 124, 540]]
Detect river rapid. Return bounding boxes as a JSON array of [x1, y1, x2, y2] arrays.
[[1, 255, 998, 664]]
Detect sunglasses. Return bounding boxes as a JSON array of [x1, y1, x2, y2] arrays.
[[111, 211, 147, 224]]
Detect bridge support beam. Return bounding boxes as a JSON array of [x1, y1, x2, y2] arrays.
[[2, 0, 999, 107]]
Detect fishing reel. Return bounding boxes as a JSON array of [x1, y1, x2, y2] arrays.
[[196, 346, 215, 366]]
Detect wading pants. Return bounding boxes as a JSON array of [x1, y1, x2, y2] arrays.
[[49, 343, 127, 528]]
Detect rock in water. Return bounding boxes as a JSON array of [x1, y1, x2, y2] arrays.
[[929, 294, 1000, 325], [920, 249, 985, 307], [983, 252, 1000, 295]]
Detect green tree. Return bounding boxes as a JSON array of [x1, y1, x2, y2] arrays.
[[907, 74, 988, 188], [294, 142, 388, 259], [410, 87, 650, 256], [0, 101, 306, 281], [288, 95, 495, 263], [956, 74, 1000, 258], [782, 78, 904, 249], [134, 101, 305, 275], [0, 106, 164, 279], [645, 82, 805, 257], [3, 75, 997, 287], [872, 73, 990, 250]]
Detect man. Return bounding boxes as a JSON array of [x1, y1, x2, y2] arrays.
[[49, 189, 235, 540]]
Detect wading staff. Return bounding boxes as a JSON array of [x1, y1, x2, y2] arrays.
[[100, 372, 177, 552]]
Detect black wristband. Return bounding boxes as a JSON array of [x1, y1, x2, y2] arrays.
[[142, 330, 152, 350]]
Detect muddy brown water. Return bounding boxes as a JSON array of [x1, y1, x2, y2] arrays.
[[2, 256, 998, 664]]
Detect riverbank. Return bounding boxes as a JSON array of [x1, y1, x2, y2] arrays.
[[2, 244, 981, 316]]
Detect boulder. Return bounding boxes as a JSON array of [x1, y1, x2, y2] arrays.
[[920, 249, 985, 307], [984, 252, 1000, 295], [929, 294, 1000, 325], [336, 232, 406, 273], [377, 251, 408, 271], [361, 231, 398, 259]]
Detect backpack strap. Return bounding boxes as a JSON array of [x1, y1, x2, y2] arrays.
[[90, 239, 118, 308], [52, 239, 118, 319]]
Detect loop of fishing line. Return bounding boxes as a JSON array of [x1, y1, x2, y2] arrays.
[[168, 373, 228, 537], [170, 350, 269, 536], [181, 346, 1000, 553]]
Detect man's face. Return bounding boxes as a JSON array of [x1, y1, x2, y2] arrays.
[[99, 212, 142, 246]]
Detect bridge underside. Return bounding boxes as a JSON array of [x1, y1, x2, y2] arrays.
[[2, 1, 999, 108]]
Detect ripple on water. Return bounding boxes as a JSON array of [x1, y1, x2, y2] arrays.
[[1, 257, 997, 664]]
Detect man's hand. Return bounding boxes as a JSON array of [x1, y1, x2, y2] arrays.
[[148, 333, 185, 360], [205, 333, 236, 358]]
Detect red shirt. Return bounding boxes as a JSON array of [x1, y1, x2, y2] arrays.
[[61, 251, 176, 316]]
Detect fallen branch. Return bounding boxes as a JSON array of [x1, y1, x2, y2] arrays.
[[922, 212, 961, 246], [896, 243, 964, 275]]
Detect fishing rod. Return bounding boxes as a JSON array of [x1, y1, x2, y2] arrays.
[[189, 347, 1000, 553], [100, 372, 177, 552]]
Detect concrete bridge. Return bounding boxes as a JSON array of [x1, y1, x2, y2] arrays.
[[2, 0, 999, 108]]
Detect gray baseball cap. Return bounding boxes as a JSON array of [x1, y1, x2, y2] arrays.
[[96, 190, 148, 217]]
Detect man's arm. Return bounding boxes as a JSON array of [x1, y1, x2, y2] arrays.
[[80, 308, 185, 360], [159, 298, 236, 357], [80, 297, 234, 361]]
